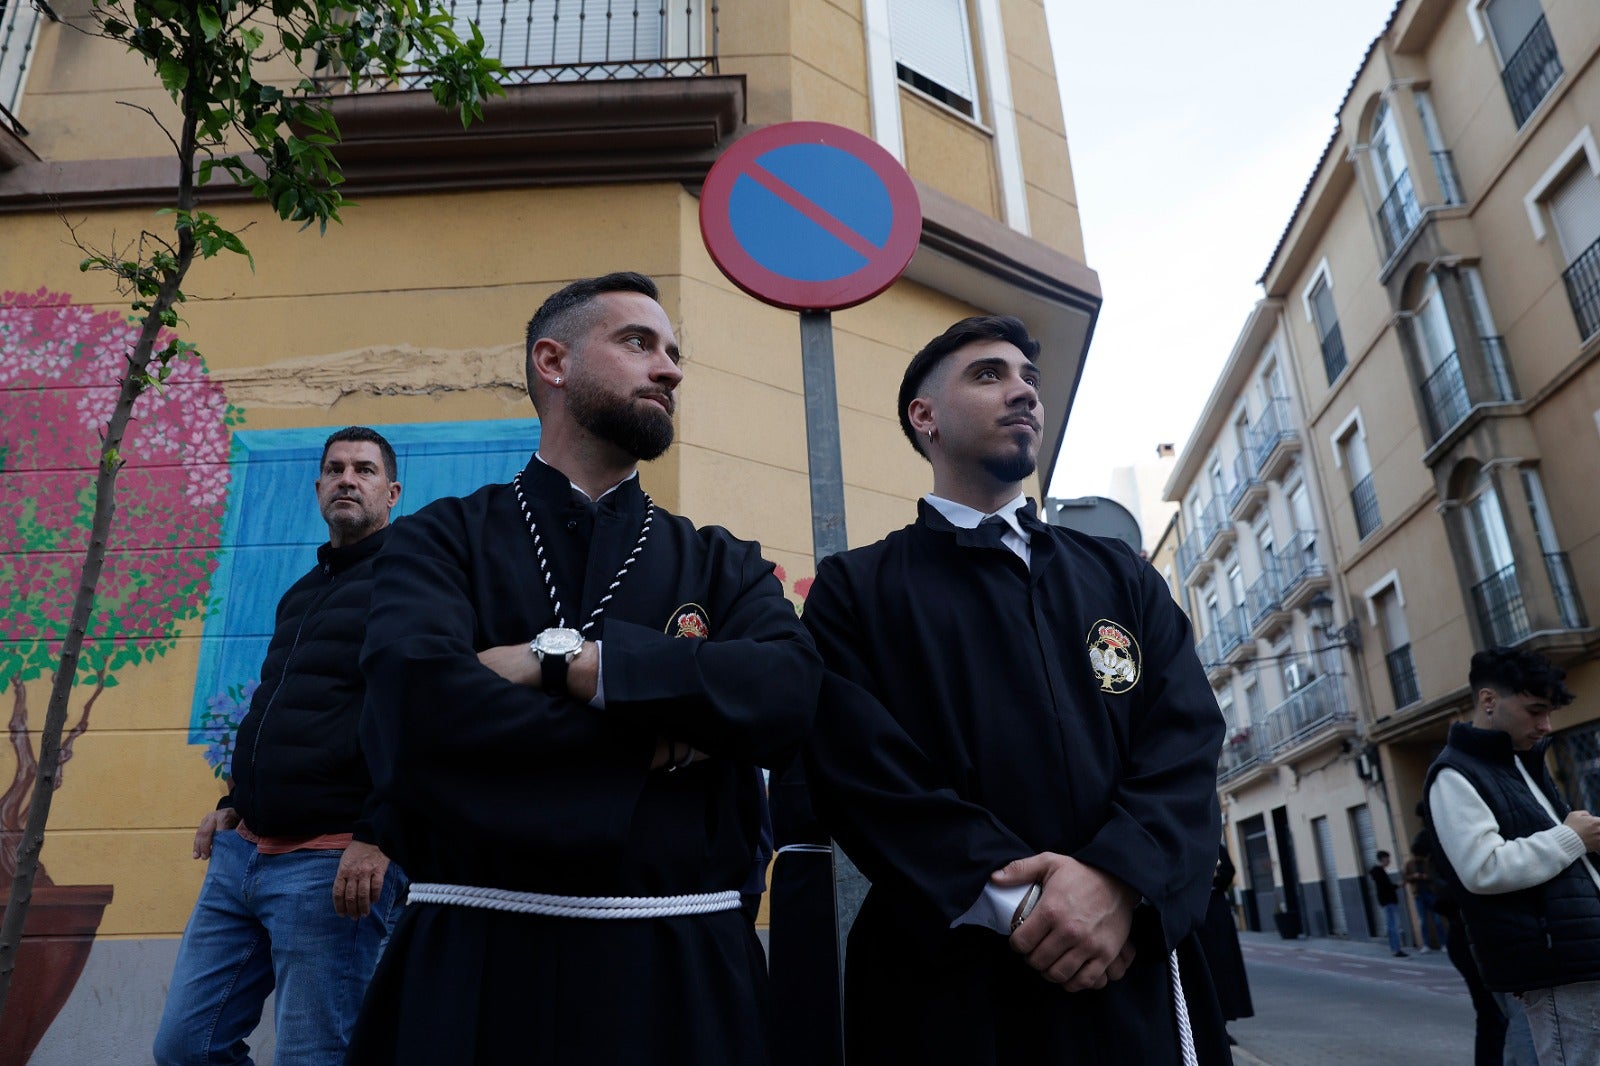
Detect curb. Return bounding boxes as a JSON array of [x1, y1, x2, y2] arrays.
[[1231, 1047, 1273, 1066]]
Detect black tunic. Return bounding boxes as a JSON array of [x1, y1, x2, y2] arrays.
[[1196, 846, 1254, 1022], [799, 501, 1228, 1064], [349, 455, 820, 1065]]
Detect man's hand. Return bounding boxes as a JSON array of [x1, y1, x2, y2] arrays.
[[1565, 810, 1600, 852], [333, 841, 391, 919], [477, 641, 599, 702], [649, 737, 708, 770], [993, 852, 1139, 992], [193, 808, 240, 860]]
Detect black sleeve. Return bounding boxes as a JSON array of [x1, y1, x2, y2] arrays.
[[801, 555, 1033, 924], [1069, 552, 1225, 948]]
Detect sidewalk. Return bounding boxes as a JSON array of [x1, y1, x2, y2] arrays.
[[1236, 926, 1454, 966]]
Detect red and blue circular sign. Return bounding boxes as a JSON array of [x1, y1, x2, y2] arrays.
[[699, 121, 922, 312]]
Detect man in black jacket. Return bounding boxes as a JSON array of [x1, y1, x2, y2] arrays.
[[155, 426, 404, 1066]]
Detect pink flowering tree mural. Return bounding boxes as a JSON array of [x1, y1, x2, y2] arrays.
[[0, 290, 234, 886]]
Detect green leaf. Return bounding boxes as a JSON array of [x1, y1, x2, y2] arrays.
[[156, 56, 189, 97], [196, 7, 223, 42]]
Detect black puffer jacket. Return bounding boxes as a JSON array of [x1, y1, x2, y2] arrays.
[[223, 527, 388, 840]]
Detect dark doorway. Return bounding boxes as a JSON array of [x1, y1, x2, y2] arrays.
[[1239, 814, 1274, 932], [1272, 805, 1303, 935]]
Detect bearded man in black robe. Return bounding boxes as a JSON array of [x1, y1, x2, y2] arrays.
[[796, 314, 1229, 1064], [348, 272, 820, 1065]]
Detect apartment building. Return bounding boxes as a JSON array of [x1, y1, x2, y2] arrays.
[[1166, 303, 1398, 941], [0, 1, 1099, 1058]]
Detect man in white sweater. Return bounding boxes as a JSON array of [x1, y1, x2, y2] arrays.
[[1425, 647, 1600, 1066]]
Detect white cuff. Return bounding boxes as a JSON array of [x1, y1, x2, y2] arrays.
[[951, 881, 1031, 935], [589, 641, 605, 709]]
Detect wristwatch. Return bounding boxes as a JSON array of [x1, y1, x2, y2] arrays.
[[529, 627, 584, 695]]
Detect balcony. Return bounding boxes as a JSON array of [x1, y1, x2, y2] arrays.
[[1248, 398, 1300, 481], [1195, 631, 1227, 684], [1217, 729, 1262, 785], [1386, 644, 1421, 710], [1472, 563, 1532, 646], [1177, 535, 1204, 587], [1199, 496, 1235, 561], [1564, 236, 1600, 342], [1431, 150, 1464, 206], [1422, 351, 1469, 442], [1377, 171, 1421, 259], [1319, 323, 1348, 384], [1228, 452, 1266, 519], [1481, 335, 1517, 401], [1276, 531, 1329, 612], [1219, 605, 1253, 664], [1501, 15, 1562, 129], [1260, 673, 1354, 757], [1545, 552, 1589, 630], [1247, 566, 1290, 637], [1351, 474, 1381, 541]]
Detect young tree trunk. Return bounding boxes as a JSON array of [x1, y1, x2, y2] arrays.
[[0, 89, 201, 1020]]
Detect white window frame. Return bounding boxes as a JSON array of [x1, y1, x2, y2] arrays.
[[1301, 257, 1335, 325], [1328, 408, 1367, 470], [0, 0, 48, 117], [1362, 570, 1406, 628], [1523, 127, 1599, 242]]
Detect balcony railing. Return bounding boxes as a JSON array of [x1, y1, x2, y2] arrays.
[[1247, 566, 1285, 632], [1386, 644, 1421, 709], [1545, 552, 1589, 630], [1501, 15, 1562, 129], [1219, 605, 1252, 660], [1199, 496, 1232, 556], [1195, 631, 1222, 671], [372, 0, 719, 88], [1422, 350, 1470, 441], [1228, 452, 1261, 515], [1481, 334, 1517, 401], [1563, 236, 1600, 342], [1248, 398, 1297, 475], [1431, 151, 1464, 205], [1377, 171, 1422, 258], [1319, 323, 1347, 384], [1217, 730, 1261, 784], [1177, 535, 1202, 583], [1276, 531, 1326, 597], [1472, 563, 1531, 646], [1351, 474, 1381, 540], [1260, 673, 1353, 755]]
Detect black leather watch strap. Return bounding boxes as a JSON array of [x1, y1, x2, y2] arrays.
[[540, 651, 570, 696]]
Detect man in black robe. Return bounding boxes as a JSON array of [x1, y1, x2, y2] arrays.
[[348, 272, 820, 1065], [797, 315, 1229, 1064]]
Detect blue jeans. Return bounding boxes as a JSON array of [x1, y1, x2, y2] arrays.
[[1412, 891, 1445, 949], [1383, 902, 1403, 952], [1519, 980, 1600, 1066], [153, 829, 403, 1065]]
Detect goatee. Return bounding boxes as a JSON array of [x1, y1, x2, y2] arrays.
[[568, 378, 675, 461], [981, 448, 1036, 484]]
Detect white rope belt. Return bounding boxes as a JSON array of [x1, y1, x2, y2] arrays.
[[407, 883, 742, 920]]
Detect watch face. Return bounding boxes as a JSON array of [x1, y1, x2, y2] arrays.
[[534, 627, 584, 656]]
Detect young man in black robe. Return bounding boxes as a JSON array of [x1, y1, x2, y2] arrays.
[[798, 315, 1229, 1064], [348, 272, 820, 1065]]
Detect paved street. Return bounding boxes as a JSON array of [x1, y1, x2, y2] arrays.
[[1228, 930, 1481, 1065]]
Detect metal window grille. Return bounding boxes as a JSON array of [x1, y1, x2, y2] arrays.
[[1320, 322, 1347, 384], [1471, 563, 1531, 646], [1377, 170, 1421, 258], [1553, 719, 1600, 815], [1563, 236, 1600, 341], [1422, 350, 1470, 441], [1385, 644, 1420, 709], [1500, 14, 1562, 129], [1351, 474, 1381, 540], [1431, 150, 1464, 205], [1544, 551, 1588, 629], [1480, 335, 1517, 400]]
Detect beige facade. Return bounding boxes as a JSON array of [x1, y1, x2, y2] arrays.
[[0, 0, 1098, 1060], [1170, 0, 1600, 946]]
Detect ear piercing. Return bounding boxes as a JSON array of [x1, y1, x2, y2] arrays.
[[555, 377, 563, 385]]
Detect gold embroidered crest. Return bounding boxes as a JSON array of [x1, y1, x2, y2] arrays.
[[666, 603, 710, 639], [1087, 619, 1140, 693]]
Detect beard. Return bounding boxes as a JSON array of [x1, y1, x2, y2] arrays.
[[981, 443, 1037, 484], [567, 375, 675, 461], [320, 496, 386, 540]]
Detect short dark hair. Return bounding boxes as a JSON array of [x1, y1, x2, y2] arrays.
[[897, 315, 1040, 457], [321, 426, 397, 481], [524, 272, 661, 398], [1469, 646, 1574, 707], [1376, 850, 1390, 862]]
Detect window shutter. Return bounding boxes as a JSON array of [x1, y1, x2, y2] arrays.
[[889, 0, 977, 105], [1550, 166, 1600, 264], [1485, 0, 1542, 61]]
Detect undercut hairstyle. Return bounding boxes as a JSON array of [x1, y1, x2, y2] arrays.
[[1376, 851, 1390, 862], [897, 315, 1040, 458], [320, 426, 397, 482], [524, 272, 661, 398], [1469, 646, 1575, 707]]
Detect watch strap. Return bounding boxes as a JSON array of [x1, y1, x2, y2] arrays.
[[540, 649, 570, 696]]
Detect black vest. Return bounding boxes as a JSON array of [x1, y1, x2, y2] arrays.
[[1424, 723, 1600, 993]]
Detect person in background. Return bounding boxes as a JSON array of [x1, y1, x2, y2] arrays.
[[1369, 850, 1407, 958], [1195, 844, 1253, 1047]]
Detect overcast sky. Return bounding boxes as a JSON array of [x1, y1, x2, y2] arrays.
[[1042, 0, 1400, 499]]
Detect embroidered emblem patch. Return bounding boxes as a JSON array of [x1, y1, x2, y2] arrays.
[[666, 603, 710, 639], [1087, 619, 1140, 694]]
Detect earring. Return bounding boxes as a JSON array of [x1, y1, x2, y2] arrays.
[[554, 376, 563, 385], [926, 429, 935, 441]]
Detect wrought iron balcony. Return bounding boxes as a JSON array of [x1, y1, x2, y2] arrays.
[[1248, 398, 1299, 479], [378, 0, 719, 87], [1564, 236, 1600, 342], [1219, 605, 1252, 662], [1472, 563, 1531, 647], [1422, 350, 1470, 441], [1276, 531, 1328, 609], [1501, 15, 1562, 129], [1195, 630, 1222, 672], [1545, 552, 1589, 630], [1199, 496, 1234, 559], [1351, 474, 1381, 540], [1177, 535, 1203, 585], [1385, 644, 1420, 710], [1227, 452, 1263, 517], [1377, 170, 1421, 259], [1319, 322, 1347, 384], [1217, 729, 1261, 784], [1481, 335, 1517, 401], [1260, 673, 1353, 755], [1431, 151, 1464, 205], [1246, 566, 1286, 634]]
